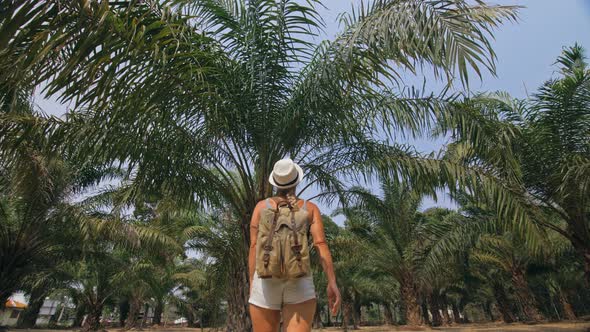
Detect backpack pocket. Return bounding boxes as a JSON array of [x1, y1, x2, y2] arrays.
[[256, 234, 282, 278], [283, 229, 311, 278]]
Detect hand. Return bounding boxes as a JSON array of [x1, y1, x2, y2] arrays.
[[327, 282, 341, 316]]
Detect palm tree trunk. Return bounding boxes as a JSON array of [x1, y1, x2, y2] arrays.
[[400, 274, 421, 326], [141, 303, 150, 328], [559, 293, 576, 320], [16, 286, 47, 328], [119, 298, 130, 327], [83, 302, 104, 332], [383, 303, 394, 325], [462, 307, 470, 323], [226, 254, 251, 332], [312, 304, 323, 328], [441, 300, 452, 326], [124, 296, 142, 329], [451, 303, 462, 324], [584, 252, 590, 287], [566, 225, 590, 286], [152, 297, 164, 325], [493, 282, 515, 323], [186, 308, 197, 328], [352, 297, 360, 329], [512, 268, 544, 322], [428, 294, 442, 327], [483, 301, 495, 322], [421, 302, 430, 326], [72, 303, 86, 328], [579, 248, 590, 287], [342, 301, 352, 332]]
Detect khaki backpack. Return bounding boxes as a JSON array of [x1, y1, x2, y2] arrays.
[[255, 198, 311, 279]]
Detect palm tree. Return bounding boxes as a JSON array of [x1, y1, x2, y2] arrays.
[[313, 213, 400, 329], [173, 258, 225, 329], [0, 101, 116, 306], [58, 210, 182, 332], [311, 215, 341, 328], [444, 44, 590, 284], [0, 1, 520, 328], [330, 230, 371, 330], [122, 198, 201, 327], [527, 230, 584, 321], [544, 263, 583, 321], [183, 208, 249, 328], [470, 232, 546, 322], [338, 180, 438, 326]]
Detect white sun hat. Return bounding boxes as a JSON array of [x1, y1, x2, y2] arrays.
[[268, 158, 304, 189]]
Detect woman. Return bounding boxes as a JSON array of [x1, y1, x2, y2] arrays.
[[248, 158, 341, 332]]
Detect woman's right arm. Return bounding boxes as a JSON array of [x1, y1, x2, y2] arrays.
[[248, 201, 263, 293]]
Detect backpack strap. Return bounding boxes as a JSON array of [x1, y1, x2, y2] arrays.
[[287, 201, 304, 269], [302, 200, 308, 211], [262, 199, 280, 268]]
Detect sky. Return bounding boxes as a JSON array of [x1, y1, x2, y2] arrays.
[[302, 0, 590, 219], [313, 0, 590, 100], [35, 0, 590, 223]]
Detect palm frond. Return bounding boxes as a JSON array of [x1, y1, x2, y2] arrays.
[[336, 0, 520, 86]]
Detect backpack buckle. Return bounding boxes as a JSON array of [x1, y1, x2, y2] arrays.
[[263, 253, 270, 266]]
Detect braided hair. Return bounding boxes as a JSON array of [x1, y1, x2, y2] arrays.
[[276, 187, 298, 207]]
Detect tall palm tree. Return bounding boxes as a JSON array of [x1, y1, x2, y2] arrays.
[[0, 100, 116, 306], [183, 207, 248, 328], [339, 179, 440, 326], [0, 1, 520, 328], [544, 262, 584, 321], [311, 214, 341, 328], [470, 232, 546, 322], [121, 197, 201, 327], [58, 209, 182, 332], [173, 258, 225, 329], [444, 44, 590, 284], [328, 228, 379, 330]]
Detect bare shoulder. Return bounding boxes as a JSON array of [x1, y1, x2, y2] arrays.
[[253, 199, 270, 213], [251, 199, 269, 223], [305, 200, 321, 214], [255, 199, 268, 209]]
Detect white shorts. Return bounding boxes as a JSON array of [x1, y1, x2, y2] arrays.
[[249, 272, 316, 310]]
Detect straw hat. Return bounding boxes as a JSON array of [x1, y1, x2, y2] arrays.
[[268, 158, 304, 189]]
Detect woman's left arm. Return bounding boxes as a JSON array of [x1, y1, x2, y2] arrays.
[[309, 202, 341, 316]]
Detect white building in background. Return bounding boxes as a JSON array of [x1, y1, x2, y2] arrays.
[[0, 299, 27, 326], [35, 299, 60, 325], [0, 293, 74, 327]]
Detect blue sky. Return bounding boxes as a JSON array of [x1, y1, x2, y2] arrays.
[[303, 0, 590, 218], [313, 0, 590, 100], [36, 1, 590, 222]]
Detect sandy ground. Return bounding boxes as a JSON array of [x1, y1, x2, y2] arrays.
[[8, 322, 590, 332], [311, 322, 590, 331]]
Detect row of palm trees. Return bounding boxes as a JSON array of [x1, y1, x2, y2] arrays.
[[319, 43, 590, 328], [0, 120, 218, 330], [1, 0, 588, 331], [326, 183, 587, 330]]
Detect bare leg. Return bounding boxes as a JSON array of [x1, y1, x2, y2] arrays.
[[282, 298, 317, 332], [250, 303, 281, 332]]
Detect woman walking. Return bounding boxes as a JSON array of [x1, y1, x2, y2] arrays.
[[248, 158, 341, 332]]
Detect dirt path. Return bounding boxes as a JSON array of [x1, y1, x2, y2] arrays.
[[312, 322, 590, 331], [10, 322, 590, 332]]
